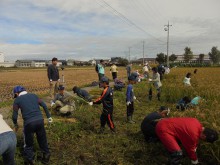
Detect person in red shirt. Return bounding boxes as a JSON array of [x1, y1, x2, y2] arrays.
[[156, 118, 218, 165]]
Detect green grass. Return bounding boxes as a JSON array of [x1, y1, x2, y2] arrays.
[[1, 67, 220, 165]]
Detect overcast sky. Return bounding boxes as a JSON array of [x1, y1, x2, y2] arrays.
[[0, 0, 220, 61]]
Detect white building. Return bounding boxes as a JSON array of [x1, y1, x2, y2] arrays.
[[0, 52, 5, 62], [15, 60, 46, 67]]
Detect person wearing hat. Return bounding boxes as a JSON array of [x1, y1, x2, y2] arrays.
[[156, 118, 218, 165], [141, 106, 170, 142], [47, 57, 60, 99], [72, 86, 92, 102], [149, 67, 162, 101], [89, 76, 115, 133], [51, 85, 75, 116], [0, 114, 17, 165], [12, 85, 52, 164], [143, 63, 150, 78], [126, 74, 138, 124]]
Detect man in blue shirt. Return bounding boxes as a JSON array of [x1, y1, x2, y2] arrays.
[[12, 86, 52, 164]]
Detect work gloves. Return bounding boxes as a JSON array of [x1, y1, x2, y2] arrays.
[[50, 101, 55, 107], [89, 102, 93, 106], [126, 101, 131, 106], [48, 117, 53, 124], [191, 159, 199, 165]]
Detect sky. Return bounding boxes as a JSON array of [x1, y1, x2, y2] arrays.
[[0, 0, 220, 61]]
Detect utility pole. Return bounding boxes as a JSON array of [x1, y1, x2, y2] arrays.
[[129, 47, 131, 63], [164, 21, 172, 66], [143, 41, 145, 65]]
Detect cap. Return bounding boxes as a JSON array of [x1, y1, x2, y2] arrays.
[[13, 86, 26, 98], [58, 85, 65, 90], [159, 106, 170, 115], [100, 76, 109, 83]]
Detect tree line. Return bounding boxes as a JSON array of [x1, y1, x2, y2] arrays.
[[155, 46, 220, 64]]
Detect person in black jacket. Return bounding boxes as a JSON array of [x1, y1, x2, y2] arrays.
[[89, 77, 115, 133], [72, 86, 92, 102], [141, 106, 170, 142], [47, 57, 60, 98]]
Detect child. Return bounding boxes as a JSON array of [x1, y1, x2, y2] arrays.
[[51, 85, 75, 116], [141, 106, 170, 142], [126, 74, 138, 124], [176, 96, 191, 111], [72, 86, 92, 102], [183, 72, 191, 86], [149, 67, 162, 101], [89, 77, 115, 133], [12, 86, 52, 164]]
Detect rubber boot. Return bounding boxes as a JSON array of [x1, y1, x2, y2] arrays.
[[98, 127, 105, 134], [131, 115, 136, 123], [127, 116, 135, 124], [41, 153, 50, 164], [157, 93, 161, 101], [148, 88, 152, 101], [169, 151, 183, 165]]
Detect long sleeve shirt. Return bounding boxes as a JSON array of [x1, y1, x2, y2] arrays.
[[156, 118, 202, 161], [0, 114, 13, 134], [126, 84, 134, 102], [53, 92, 75, 106], [47, 64, 59, 81], [152, 72, 162, 88], [12, 92, 51, 126], [93, 86, 113, 113]]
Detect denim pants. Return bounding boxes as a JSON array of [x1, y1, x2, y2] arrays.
[[0, 131, 17, 165], [23, 119, 50, 161]]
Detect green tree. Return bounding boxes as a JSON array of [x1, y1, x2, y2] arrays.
[[156, 53, 165, 64], [184, 47, 193, 62], [199, 54, 205, 63], [169, 54, 177, 62], [118, 57, 128, 66], [208, 46, 220, 64]]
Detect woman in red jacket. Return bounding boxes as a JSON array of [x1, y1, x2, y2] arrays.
[[156, 118, 218, 165]]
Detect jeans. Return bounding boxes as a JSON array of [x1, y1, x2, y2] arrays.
[[0, 131, 17, 165], [23, 119, 50, 162]]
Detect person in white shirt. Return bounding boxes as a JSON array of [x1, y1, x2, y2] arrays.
[[183, 72, 191, 86], [143, 63, 150, 78], [0, 114, 17, 165]]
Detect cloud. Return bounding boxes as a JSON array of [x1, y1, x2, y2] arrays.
[[0, 0, 220, 61]]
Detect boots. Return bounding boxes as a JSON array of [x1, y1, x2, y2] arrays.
[[127, 116, 135, 124], [98, 127, 105, 134], [41, 153, 50, 164]]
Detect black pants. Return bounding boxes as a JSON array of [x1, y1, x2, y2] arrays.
[[23, 120, 50, 161], [112, 72, 117, 80], [127, 101, 134, 117], [100, 112, 115, 130]]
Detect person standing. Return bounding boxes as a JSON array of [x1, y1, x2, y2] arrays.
[[0, 114, 17, 165], [143, 63, 150, 78], [89, 77, 115, 134], [97, 60, 105, 87], [149, 67, 162, 101], [156, 118, 218, 165], [110, 63, 118, 80], [12, 86, 53, 164], [126, 74, 138, 124], [126, 63, 132, 78], [47, 57, 60, 98]]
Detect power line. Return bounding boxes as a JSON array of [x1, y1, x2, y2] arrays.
[[97, 0, 166, 44]]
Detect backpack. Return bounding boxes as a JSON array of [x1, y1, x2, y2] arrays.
[[95, 64, 99, 72]]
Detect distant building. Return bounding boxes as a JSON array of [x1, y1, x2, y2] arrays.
[[110, 57, 121, 65], [15, 60, 46, 67], [174, 55, 211, 63], [132, 58, 157, 65]]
